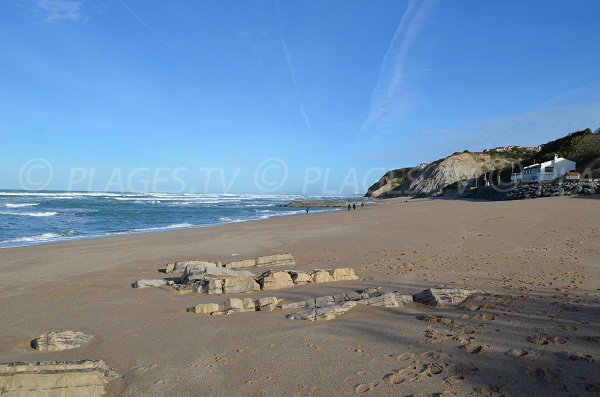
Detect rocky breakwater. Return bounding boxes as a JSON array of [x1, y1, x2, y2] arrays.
[[472, 179, 600, 201], [279, 200, 351, 208]]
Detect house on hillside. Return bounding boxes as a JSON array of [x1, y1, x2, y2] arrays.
[[511, 155, 576, 183]]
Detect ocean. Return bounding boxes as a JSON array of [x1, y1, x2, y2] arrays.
[[0, 191, 344, 248]]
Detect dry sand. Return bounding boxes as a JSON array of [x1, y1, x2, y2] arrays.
[[0, 196, 599, 396]]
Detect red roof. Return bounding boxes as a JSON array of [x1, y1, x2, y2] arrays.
[[567, 171, 580, 176]]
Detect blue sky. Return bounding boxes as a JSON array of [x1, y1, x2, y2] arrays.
[[1, 0, 599, 194]]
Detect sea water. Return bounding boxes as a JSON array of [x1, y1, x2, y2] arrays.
[[0, 191, 344, 248]]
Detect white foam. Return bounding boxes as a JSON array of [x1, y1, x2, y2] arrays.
[[3, 203, 38, 208], [2, 233, 62, 244], [0, 211, 58, 217], [129, 223, 194, 233]]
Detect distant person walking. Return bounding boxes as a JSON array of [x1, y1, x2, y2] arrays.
[[361, 202, 364, 209], [306, 207, 309, 214], [353, 203, 356, 210], [347, 204, 351, 211]]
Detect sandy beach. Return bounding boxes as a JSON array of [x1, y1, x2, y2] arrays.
[[1, 196, 599, 396]]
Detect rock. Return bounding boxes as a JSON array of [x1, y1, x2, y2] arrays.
[[224, 298, 246, 313], [165, 260, 218, 273], [181, 266, 255, 283], [413, 288, 478, 306], [289, 271, 311, 285], [332, 268, 359, 281], [280, 300, 311, 310], [314, 296, 335, 307], [0, 360, 118, 397], [311, 270, 334, 284], [243, 298, 257, 311], [358, 292, 413, 307], [164, 263, 176, 273], [257, 271, 294, 290], [287, 301, 357, 321], [222, 277, 260, 294], [202, 279, 224, 295], [255, 253, 295, 268], [224, 258, 256, 269], [257, 297, 279, 311], [32, 331, 93, 352], [131, 279, 167, 288], [188, 303, 221, 315]]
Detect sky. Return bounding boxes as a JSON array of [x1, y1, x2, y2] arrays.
[[1, 0, 599, 195]]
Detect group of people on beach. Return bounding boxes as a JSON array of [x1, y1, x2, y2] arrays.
[[304, 202, 364, 214], [347, 202, 364, 211]]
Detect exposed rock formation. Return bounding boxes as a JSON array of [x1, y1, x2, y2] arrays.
[[357, 292, 413, 307], [0, 360, 118, 397], [131, 279, 168, 288], [165, 260, 219, 273], [188, 297, 281, 315], [163, 253, 295, 273], [134, 264, 360, 295], [32, 331, 93, 352], [224, 253, 295, 269], [286, 301, 357, 321], [256, 270, 294, 290], [222, 277, 260, 294], [412, 288, 477, 306]]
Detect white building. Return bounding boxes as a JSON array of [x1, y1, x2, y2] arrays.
[[511, 155, 576, 183]]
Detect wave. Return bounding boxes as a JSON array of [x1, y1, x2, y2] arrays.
[[127, 223, 195, 233], [1, 230, 79, 244], [0, 211, 58, 217], [3, 203, 39, 208]]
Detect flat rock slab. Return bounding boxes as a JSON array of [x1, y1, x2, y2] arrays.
[[188, 297, 281, 315], [131, 279, 168, 288], [32, 330, 93, 352], [412, 288, 478, 306], [286, 301, 357, 321], [357, 292, 413, 307], [165, 260, 219, 273], [0, 360, 118, 397]]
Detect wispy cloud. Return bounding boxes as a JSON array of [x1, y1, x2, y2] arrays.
[[276, 1, 312, 135], [119, 0, 175, 53], [360, 0, 437, 140], [238, 22, 293, 128], [37, 0, 86, 23]]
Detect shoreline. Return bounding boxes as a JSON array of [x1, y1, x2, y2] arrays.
[[0, 206, 341, 250]]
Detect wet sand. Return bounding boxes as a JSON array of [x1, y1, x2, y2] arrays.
[[0, 196, 599, 396]]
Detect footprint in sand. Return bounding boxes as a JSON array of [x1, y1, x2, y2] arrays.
[[527, 367, 568, 392], [554, 351, 594, 362], [586, 383, 600, 392], [354, 384, 369, 393], [505, 348, 529, 358], [452, 363, 479, 377], [397, 352, 415, 361], [463, 344, 483, 354], [385, 362, 445, 385], [528, 334, 550, 345], [442, 375, 464, 385]]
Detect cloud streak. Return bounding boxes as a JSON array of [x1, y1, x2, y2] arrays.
[[37, 0, 86, 23], [119, 0, 175, 53], [360, 0, 436, 140], [276, 1, 312, 135]]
